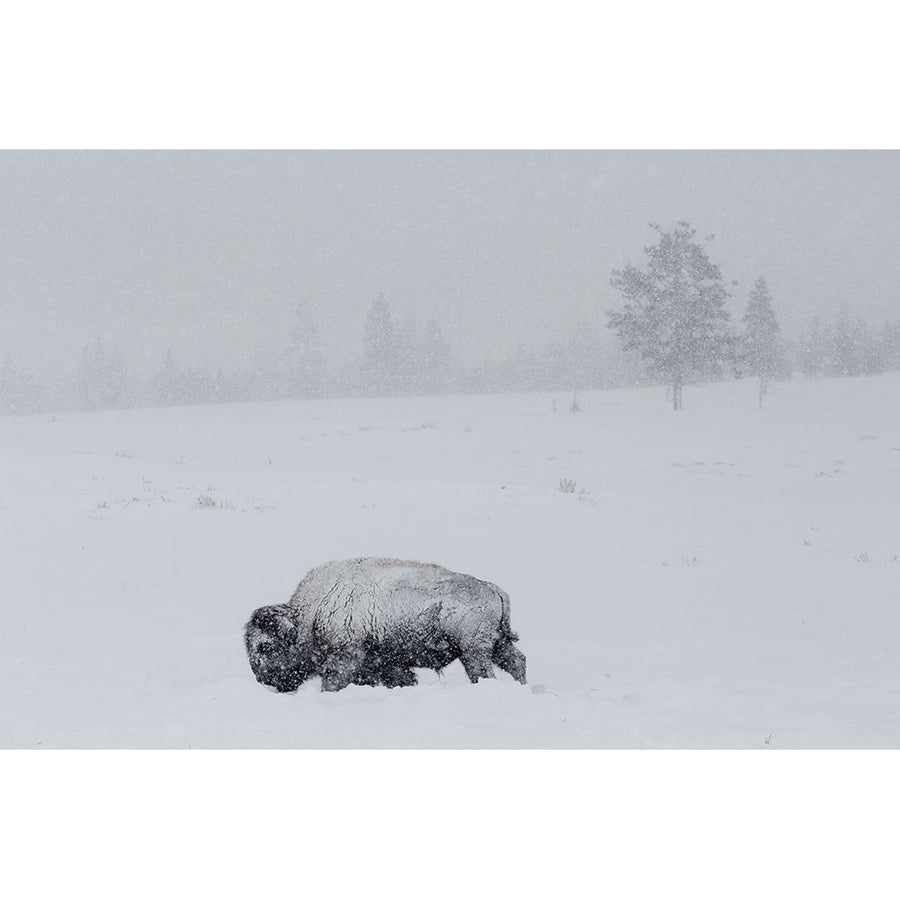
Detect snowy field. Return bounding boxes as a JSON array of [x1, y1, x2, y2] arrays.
[[2, 374, 899, 748]]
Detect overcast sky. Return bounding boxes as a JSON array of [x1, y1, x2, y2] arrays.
[[2, 150, 898, 381]]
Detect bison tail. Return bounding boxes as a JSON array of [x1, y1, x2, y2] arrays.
[[490, 585, 526, 685], [494, 585, 519, 643]]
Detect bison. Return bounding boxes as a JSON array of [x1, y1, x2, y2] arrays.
[[244, 557, 527, 692]]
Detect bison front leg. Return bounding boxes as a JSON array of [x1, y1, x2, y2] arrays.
[[460, 650, 496, 684], [351, 666, 382, 687], [320, 650, 365, 692]]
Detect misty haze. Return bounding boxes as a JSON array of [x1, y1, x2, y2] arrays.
[[2, 150, 899, 747]]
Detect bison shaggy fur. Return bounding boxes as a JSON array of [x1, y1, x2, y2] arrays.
[[245, 557, 527, 692]]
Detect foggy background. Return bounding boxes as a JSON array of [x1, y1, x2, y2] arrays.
[[1, 150, 898, 412]]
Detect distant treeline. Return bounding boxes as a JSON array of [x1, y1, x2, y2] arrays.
[[793, 313, 900, 378], [2, 297, 899, 416]]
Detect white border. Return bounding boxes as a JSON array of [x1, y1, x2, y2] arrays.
[[4, 751, 899, 898], [1, 1, 898, 148]]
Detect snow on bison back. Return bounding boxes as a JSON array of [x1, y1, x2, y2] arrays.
[[245, 557, 527, 692]]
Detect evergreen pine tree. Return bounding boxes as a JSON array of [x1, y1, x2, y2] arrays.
[[797, 314, 830, 377], [155, 349, 180, 406], [363, 294, 402, 395], [740, 276, 784, 408], [831, 309, 857, 376], [419, 318, 453, 394], [285, 301, 325, 398], [0, 356, 44, 415], [857, 316, 884, 375], [79, 340, 129, 410], [881, 321, 900, 372]]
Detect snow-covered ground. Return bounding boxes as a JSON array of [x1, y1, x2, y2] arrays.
[[2, 374, 899, 747]]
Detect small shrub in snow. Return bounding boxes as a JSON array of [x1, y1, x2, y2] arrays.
[[558, 478, 576, 493], [195, 493, 235, 511], [569, 395, 580, 413]]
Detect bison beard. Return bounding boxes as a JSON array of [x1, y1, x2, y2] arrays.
[[244, 558, 527, 692]]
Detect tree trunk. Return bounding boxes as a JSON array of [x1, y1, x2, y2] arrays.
[[672, 374, 683, 411]]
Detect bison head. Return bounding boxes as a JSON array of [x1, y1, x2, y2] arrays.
[[244, 605, 309, 692]]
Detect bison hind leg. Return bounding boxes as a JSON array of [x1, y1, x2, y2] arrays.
[[493, 638, 527, 684], [352, 665, 382, 687], [460, 651, 496, 684]]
